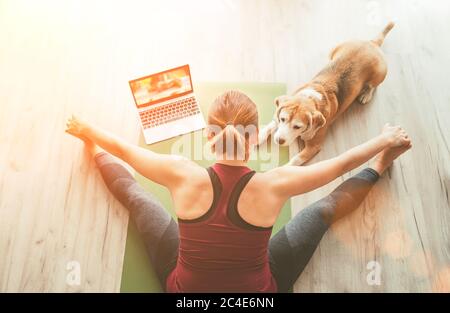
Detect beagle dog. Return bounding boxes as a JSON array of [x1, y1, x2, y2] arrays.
[[259, 22, 395, 165]]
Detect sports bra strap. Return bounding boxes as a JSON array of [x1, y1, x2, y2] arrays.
[[177, 167, 222, 223], [227, 171, 273, 231]]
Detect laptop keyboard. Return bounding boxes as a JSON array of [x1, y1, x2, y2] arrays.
[[139, 96, 201, 129]]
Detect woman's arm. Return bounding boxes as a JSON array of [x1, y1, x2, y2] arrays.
[[267, 124, 410, 198], [65, 115, 202, 188]]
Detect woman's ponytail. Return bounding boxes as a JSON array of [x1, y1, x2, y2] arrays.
[[208, 124, 247, 161], [207, 91, 259, 161]]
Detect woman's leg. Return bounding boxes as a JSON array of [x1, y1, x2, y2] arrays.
[[94, 151, 179, 288], [269, 167, 379, 292], [269, 143, 411, 292]]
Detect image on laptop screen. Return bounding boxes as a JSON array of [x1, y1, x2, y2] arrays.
[[129, 65, 193, 108]]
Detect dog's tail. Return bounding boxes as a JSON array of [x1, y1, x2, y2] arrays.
[[371, 22, 395, 46]]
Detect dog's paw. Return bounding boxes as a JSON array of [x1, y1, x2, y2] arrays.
[[358, 93, 372, 105], [358, 86, 375, 105], [288, 155, 307, 166]]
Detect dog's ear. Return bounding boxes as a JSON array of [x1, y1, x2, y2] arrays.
[[312, 111, 326, 129], [274, 95, 289, 107], [274, 96, 282, 107]]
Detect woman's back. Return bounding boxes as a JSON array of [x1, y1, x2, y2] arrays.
[[166, 163, 277, 292]]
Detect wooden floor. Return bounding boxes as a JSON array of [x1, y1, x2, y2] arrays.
[[0, 0, 448, 292]]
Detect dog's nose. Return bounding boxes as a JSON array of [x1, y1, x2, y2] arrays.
[[278, 138, 285, 145]]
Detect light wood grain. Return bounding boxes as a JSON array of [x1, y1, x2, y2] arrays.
[[0, 0, 448, 292]]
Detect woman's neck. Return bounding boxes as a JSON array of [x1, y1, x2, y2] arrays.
[[215, 159, 248, 167]]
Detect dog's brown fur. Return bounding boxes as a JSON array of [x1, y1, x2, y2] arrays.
[[260, 22, 395, 165]]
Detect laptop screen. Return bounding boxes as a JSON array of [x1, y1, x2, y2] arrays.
[[129, 64, 193, 108]]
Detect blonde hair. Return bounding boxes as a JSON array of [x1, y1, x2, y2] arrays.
[[207, 91, 258, 161]]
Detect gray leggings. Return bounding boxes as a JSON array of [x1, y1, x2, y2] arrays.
[[95, 152, 379, 293]]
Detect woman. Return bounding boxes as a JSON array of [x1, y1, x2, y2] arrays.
[[65, 90, 411, 292]]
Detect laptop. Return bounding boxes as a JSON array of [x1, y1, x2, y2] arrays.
[[129, 64, 206, 144]]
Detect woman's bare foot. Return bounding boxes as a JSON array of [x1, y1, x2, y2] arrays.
[[371, 141, 412, 175], [64, 115, 103, 157]]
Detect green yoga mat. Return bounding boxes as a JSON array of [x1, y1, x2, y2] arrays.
[[120, 82, 289, 292]]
